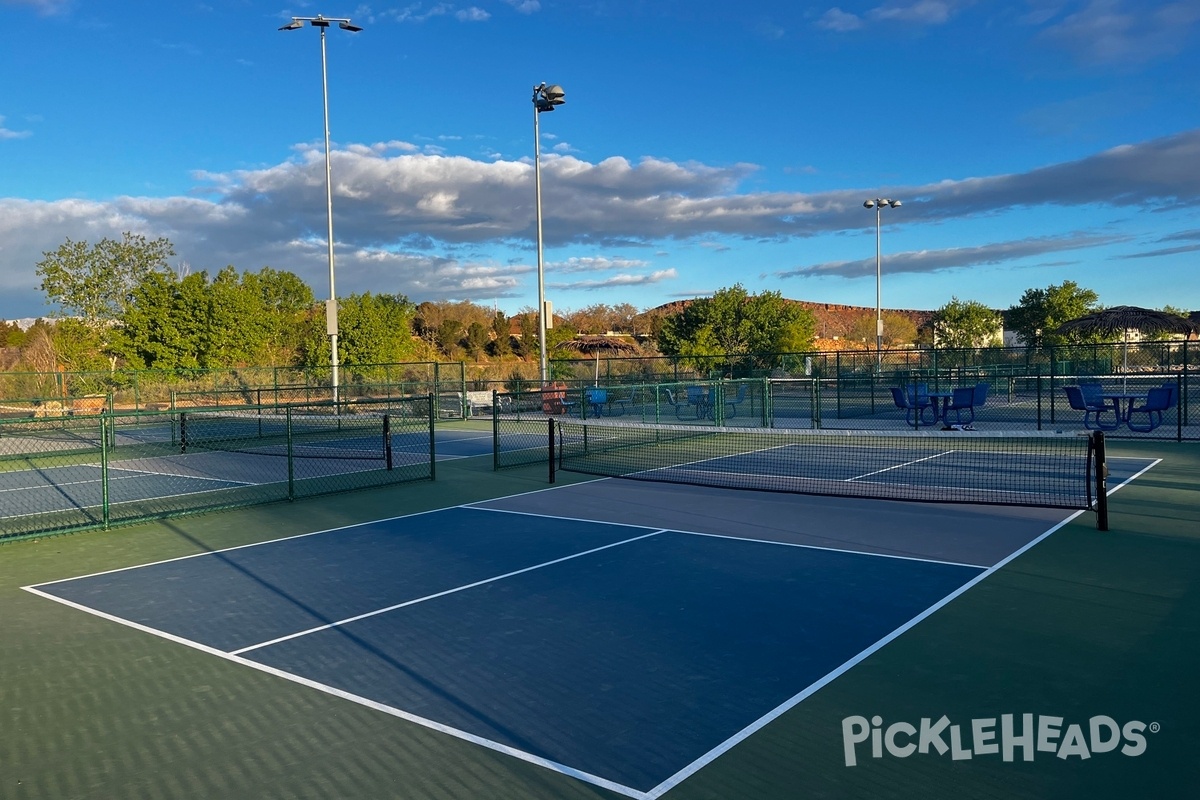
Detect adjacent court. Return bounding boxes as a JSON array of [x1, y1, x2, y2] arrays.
[[24, 446, 1157, 799], [0, 423, 495, 530]]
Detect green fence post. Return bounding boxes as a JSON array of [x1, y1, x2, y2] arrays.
[[1037, 374, 1043, 430], [100, 415, 111, 529], [814, 378, 823, 428], [1048, 356, 1056, 425], [761, 377, 770, 428], [868, 366, 875, 415]]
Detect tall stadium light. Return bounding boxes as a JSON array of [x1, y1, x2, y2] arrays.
[[863, 198, 901, 369], [279, 14, 362, 407], [533, 82, 565, 384]]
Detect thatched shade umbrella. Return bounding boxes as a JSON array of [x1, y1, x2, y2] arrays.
[[1056, 305, 1199, 390], [555, 336, 641, 383]]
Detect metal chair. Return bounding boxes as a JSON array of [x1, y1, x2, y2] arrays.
[[585, 388, 607, 417], [947, 386, 977, 425], [972, 382, 989, 408], [723, 383, 749, 418], [1127, 386, 1173, 432], [662, 388, 691, 420], [1064, 386, 1119, 431], [890, 387, 933, 427]]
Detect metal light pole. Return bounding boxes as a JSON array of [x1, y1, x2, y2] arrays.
[[533, 82, 565, 384], [863, 198, 901, 368], [280, 15, 362, 407]]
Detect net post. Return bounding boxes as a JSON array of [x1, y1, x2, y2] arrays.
[[1177, 372, 1183, 442], [179, 411, 189, 453], [286, 407, 295, 501], [492, 390, 500, 471], [548, 416, 556, 484], [383, 414, 393, 471], [1093, 431, 1108, 531], [428, 393, 437, 481]]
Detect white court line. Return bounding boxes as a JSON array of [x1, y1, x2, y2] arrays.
[[22, 485, 607, 588], [642, 457, 1163, 799], [641, 509, 1083, 799], [0, 463, 104, 494], [19, 584, 646, 800], [845, 449, 955, 481], [106, 465, 258, 486], [671, 528, 987, 570], [469, 506, 988, 570], [644, 466, 1077, 504], [230, 529, 666, 655]]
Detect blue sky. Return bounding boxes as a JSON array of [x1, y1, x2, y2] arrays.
[[2, 0, 1199, 322]]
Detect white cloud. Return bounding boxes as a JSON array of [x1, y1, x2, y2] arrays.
[[549, 256, 652, 274], [0, 0, 71, 14], [816, 7, 863, 31], [549, 270, 678, 291], [0, 116, 32, 139], [1038, 0, 1200, 65], [777, 233, 1125, 280], [504, 0, 540, 14], [3, 129, 1199, 315], [817, 0, 968, 31], [869, 0, 959, 25], [456, 6, 489, 22]]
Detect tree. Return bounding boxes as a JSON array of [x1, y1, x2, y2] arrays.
[[112, 266, 318, 370], [932, 298, 1003, 349], [1144, 305, 1193, 341], [656, 285, 816, 372], [489, 311, 512, 358], [36, 233, 175, 334], [516, 310, 539, 359], [337, 293, 419, 369], [465, 321, 490, 359], [0, 320, 26, 348], [436, 318, 464, 357], [846, 312, 918, 347], [1006, 281, 1102, 348]]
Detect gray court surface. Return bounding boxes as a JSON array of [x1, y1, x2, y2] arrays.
[[483, 453, 1154, 567]]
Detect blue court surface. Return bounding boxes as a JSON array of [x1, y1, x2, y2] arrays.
[[30, 498, 1023, 798]]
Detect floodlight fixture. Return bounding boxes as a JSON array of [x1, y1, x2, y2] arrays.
[[864, 197, 902, 368], [278, 13, 363, 407], [532, 82, 567, 384]]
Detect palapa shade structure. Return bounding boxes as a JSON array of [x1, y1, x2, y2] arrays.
[[555, 335, 641, 384], [1056, 305, 1199, 390]]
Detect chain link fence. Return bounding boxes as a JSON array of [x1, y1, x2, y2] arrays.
[[0, 397, 434, 542]]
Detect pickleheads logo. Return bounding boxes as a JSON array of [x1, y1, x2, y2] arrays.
[[842, 714, 1158, 767]]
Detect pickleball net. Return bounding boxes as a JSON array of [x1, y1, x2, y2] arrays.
[[179, 407, 394, 465], [552, 419, 1109, 528]]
